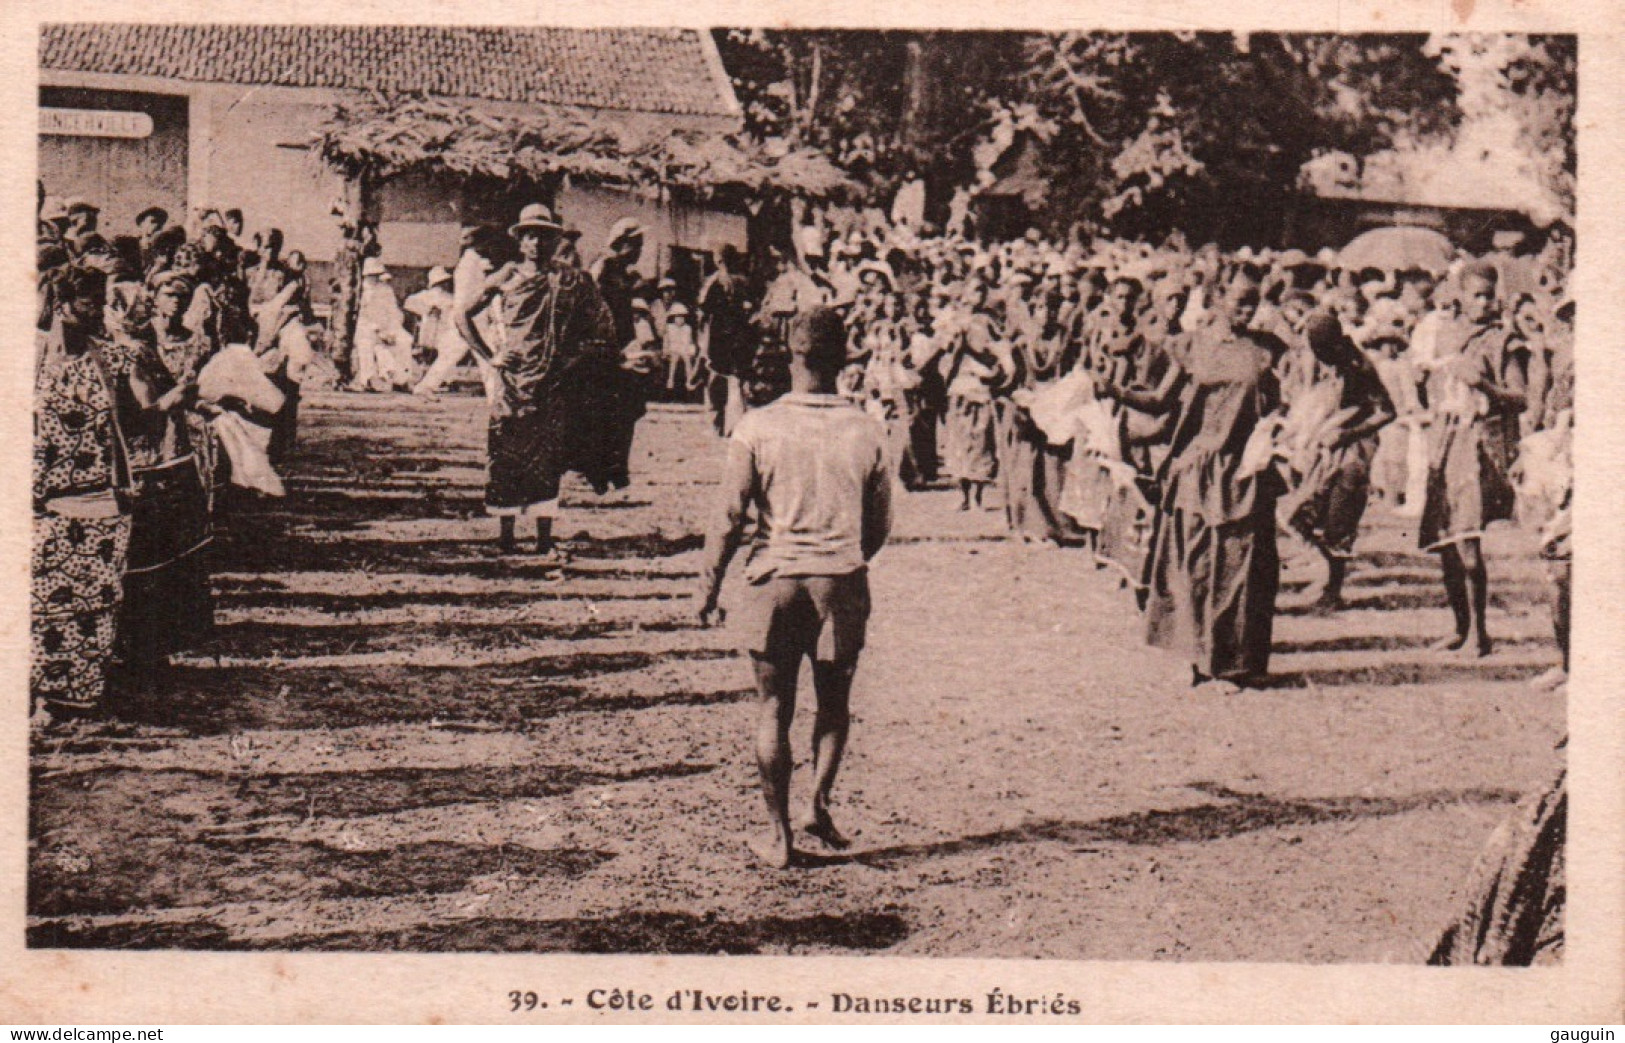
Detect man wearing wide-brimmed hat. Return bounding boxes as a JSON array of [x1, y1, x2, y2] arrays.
[[353, 256, 415, 392], [593, 218, 645, 348], [403, 265, 461, 397], [457, 202, 618, 558]]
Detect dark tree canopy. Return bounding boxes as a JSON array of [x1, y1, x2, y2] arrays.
[[715, 30, 1500, 244]]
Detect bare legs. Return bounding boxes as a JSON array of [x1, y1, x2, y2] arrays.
[[497, 514, 556, 555], [805, 660, 855, 847], [1432, 538, 1491, 656], [748, 652, 858, 868], [750, 655, 796, 868]]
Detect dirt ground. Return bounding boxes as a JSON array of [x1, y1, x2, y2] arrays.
[[28, 389, 1565, 961]]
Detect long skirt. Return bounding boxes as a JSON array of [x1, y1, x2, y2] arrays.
[[122, 455, 215, 666], [998, 404, 1056, 539], [944, 396, 995, 484], [567, 361, 648, 494], [1097, 476, 1156, 586], [1283, 438, 1377, 559], [1144, 505, 1279, 681], [905, 392, 941, 485], [1420, 415, 1516, 551], [1061, 450, 1119, 532], [488, 403, 569, 515], [32, 510, 132, 713]]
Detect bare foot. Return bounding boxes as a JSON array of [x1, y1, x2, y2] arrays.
[[746, 833, 794, 869], [1451, 639, 1493, 660], [802, 809, 852, 851], [1531, 666, 1567, 691], [1429, 634, 1467, 653]]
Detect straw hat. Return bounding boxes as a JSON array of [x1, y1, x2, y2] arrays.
[[509, 203, 564, 238], [426, 265, 453, 288], [607, 218, 644, 245], [362, 257, 390, 279]]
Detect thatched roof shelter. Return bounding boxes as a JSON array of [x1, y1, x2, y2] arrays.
[[312, 93, 859, 203]]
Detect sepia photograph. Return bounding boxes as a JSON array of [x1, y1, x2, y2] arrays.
[[21, 12, 1592, 986]]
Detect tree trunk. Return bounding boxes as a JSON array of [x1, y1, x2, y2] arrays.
[[327, 169, 375, 383], [901, 37, 928, 148]]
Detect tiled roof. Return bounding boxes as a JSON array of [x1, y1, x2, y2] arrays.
[[40, 24, 739, 119]]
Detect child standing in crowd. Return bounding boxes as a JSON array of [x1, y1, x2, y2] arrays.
[[942, 286, 1002, 511]]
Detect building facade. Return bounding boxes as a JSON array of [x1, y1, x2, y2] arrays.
[[39, 25, 749, 299]]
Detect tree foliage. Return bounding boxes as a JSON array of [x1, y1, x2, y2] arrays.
[[1424, 33, 1575, 218], [1015, 33, 1461, 242], [714, 29, 1027, 199], [716, 30, 1575, 241]]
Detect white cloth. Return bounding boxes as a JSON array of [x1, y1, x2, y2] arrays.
[[355, 279, 414, 389], [414, 249, 502, 399], [198, 345, 286, 413], [1026, 370, 1093, 448], [211, 411, 285, 497]]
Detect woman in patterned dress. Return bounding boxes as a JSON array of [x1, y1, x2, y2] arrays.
[[111, 272, 217, 687], [145, 270, 220, 502], [32, 266, 132, 723], [941, 284, 1004, 511]]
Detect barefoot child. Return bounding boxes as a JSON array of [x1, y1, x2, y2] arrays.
[[697, 307, 893, 868]]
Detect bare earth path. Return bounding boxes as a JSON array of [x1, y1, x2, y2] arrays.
[[29, 390, 1564, 960]]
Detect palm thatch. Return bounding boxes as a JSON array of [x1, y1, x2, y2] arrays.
[[312, 93, 858, 202]]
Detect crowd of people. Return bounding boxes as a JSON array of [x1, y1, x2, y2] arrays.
[[688, 215, 1573, 695], [812, 217, 1573, 688], [31, 181, 1575, 722], [684, 215, 1571, 875], [33, 186, 314, 730], [31, 186, 1573, 952]]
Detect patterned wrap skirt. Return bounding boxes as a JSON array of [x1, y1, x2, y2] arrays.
[[32, 508, 131, 712], [487, 398, 569, 516]]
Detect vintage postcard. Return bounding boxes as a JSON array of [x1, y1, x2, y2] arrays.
[[1, 0, 1621, 1025]]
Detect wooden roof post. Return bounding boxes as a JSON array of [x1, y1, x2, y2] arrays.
[[328, 167, 377, 385]]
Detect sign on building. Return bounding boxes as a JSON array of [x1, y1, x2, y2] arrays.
[[40, 107, 154, 139]]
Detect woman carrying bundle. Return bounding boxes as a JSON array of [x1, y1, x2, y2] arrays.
[[1419, 263, 1526, 658], [1100, 276, 1288, 691]]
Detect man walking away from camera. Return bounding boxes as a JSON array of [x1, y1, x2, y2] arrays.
[[697, 307, 893, 868]]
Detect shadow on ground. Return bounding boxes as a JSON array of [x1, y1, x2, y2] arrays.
[[31, 910, 912, 954], [840, 785, 1521, 869]]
